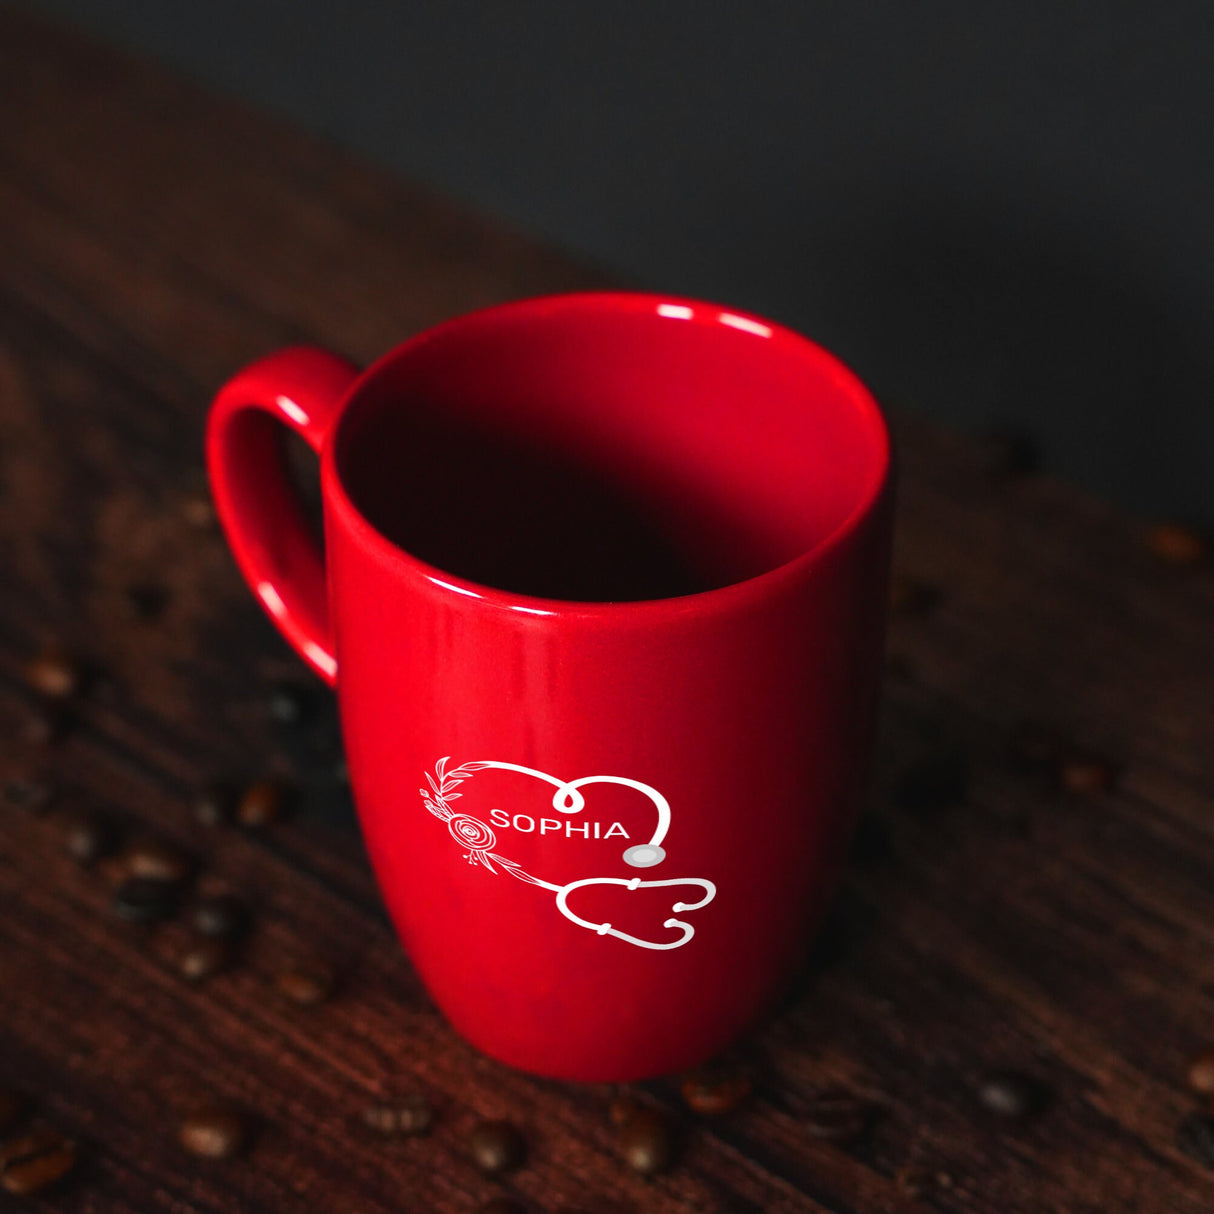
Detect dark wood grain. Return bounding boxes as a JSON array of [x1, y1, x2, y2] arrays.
[[2, 7, 1213, 1212]]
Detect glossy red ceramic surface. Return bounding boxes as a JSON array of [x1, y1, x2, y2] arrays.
[[207, 292, 894, 1081]]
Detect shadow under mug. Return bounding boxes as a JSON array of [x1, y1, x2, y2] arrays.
[[206, 291, 893, 1081]]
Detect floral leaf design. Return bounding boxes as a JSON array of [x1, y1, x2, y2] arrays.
[[422, 788, 451, 821], [449, 762, 494, 777], [425, 760, 542, 888], [488, 853, 547, 887]]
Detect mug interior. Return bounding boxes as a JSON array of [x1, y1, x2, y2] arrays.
[[333, 295, 888, 603]]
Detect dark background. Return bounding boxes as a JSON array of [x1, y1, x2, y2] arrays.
[[21, 0, 1214, 525]]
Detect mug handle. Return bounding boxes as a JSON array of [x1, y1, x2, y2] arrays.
[[205, 346, 360, 688]]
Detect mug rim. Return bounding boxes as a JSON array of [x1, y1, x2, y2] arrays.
[[320, 290, 892, 619]]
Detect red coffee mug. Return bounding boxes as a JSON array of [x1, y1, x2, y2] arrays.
[[207, 292, 893, 1081]]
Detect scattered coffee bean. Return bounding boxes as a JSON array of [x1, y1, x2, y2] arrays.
[[238, 778, 288, 828], [1188, 1048, 1214, 1095], [396, 1093, 434, 1135], [680, 1066, 753, 1116], [894, 754, 968, 812], [194, 783, 234, 827], [0, 1126, 77, 1196], [22, 702, 69, 745], [179, 938, 230, 983], [1145, 522, 1208, 566], [3, 776, 52, 813], [468, 1119, 526, 1175], [1010, 720, 1065, 771], [607, 1094, 645, 1128], [0, 1090, 28, 1135], [897, 1165, 952, 1197], [1178, 1113, 1214, 1168], [179, 1107, 246, 1159], [361, 1093, 435, 1136], [267, 682, 312, 725], [126, 582, 170, 622], [802, 1088, 870, 1145], [889, 574, 940, 616], [124, 838, 192, 885], [478, 1200, 528, 1214], [1058, 752, 1116, 796], [275, 961, 334, 1006], [191, 895, 247, 940], [111, 876, 179, 924], [24, 649, 82, 699], [977, 1071, 1047, 1118], [616, 1106, 674, 1176], [362, 1104, 397, 1134], [978, 427, 1040, 477], [182, 494, 215, 528], [63, 810, 117, 866]]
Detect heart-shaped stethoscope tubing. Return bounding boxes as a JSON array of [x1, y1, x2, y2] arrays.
[[435, 759, 716, 950], [476, 761, 671, 868]]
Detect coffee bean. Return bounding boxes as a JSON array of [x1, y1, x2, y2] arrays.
[[275, 961, 334, 1006], [0, 1090, 28, 1135], [978, 427, 1040, 477], [977, 1071, 1047, 1118], [1188, 1048, 1214, 1095], [897, 1165, 952, 1197], [3, 776, 52, 813], [680, 1066, 753, 1116], [1010, 720, 1065, 771], [238, 778, 288, 827], [191, 895, 247, 940], [607, 1094, 646, 1128], [182, 494, 215, 528], [468, 1119, 526, 1175], [124, 838, 192, 885], [24, 649, 82, 699], [1146, 522, 1208, 565], [889, 574, 940, 616], [22, 702, 69, 745], [1178, 1113, 1214, 1168], [194, 783, 234, 827], [112, 876, 178, 923], [179, 1107, 246, 1159], [267, 682, 312, 725], [0, 1126, 77, 1195], [478, 1200, 528, 1214], [802, 1088, 870, 1145], [179, 938, 230, 983], [1058, 752, 1116, 796], [894, 754, 968, 812], [362, 1093, 435, 1136], [63, 810, 117, 866], [616, 1106, 673, 1176], [362, 1104, 397, 1134], [126, 582, 170, 621], [394, 1093, 434, 1135]]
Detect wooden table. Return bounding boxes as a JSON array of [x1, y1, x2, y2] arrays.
[[2, 10, 1213, 1212]]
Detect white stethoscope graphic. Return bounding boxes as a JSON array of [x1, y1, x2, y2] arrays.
[[422, 758, 716, 951]]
